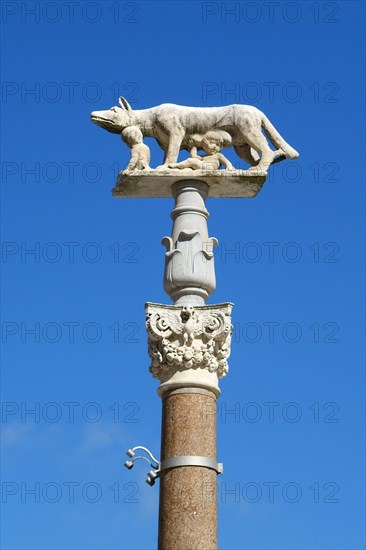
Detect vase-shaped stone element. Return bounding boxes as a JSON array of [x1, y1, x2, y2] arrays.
[[162, 181, 217, 305], [146, 302, 233, 397]]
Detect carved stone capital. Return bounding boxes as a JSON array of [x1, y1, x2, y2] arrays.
[[145, 302, 233, 397]]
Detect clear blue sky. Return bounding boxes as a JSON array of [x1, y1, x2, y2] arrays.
[[1, 1, 365, 549]]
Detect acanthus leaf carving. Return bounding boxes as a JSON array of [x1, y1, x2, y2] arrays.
[[162, 230, 217, 298], [146, 303, 233, 381]]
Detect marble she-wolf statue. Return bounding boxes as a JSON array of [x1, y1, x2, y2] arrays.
[[91, 97, 299, 171]]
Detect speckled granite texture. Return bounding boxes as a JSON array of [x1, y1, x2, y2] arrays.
[[158, 389, 218, 550]]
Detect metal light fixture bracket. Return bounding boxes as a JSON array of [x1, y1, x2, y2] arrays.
[[124, 446, 223, 487]]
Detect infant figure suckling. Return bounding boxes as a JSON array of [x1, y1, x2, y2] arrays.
[[122, 126, 151, 172], [168, 131, 234, 172]]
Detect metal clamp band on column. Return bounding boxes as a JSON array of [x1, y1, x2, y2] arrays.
[[160, 456, 223, 474]]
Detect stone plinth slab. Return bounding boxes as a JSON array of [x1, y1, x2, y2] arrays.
[[112, 169, 267, 198]]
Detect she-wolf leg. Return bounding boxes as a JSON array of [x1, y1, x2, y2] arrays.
[[244, 131, 277, 171], [163, 132, 185, 165], [234, 144, 260, 167]]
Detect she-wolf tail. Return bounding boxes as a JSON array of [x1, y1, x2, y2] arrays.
[[261, 114, 299, 159]]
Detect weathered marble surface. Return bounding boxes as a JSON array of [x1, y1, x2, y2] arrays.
[[162, 181, 217, 304], [91, 97, 299, 174], [121, 125, 151, 171], [146, 302, 233, 397], [112, 169, 267, 198]]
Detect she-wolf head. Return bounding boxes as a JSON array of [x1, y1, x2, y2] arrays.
[[90, 96, 133, 134]]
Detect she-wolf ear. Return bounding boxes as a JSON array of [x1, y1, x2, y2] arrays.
[[118, 96, 132, 111]]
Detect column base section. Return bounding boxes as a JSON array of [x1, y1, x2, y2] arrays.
[[157, 368, 220, 398]]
